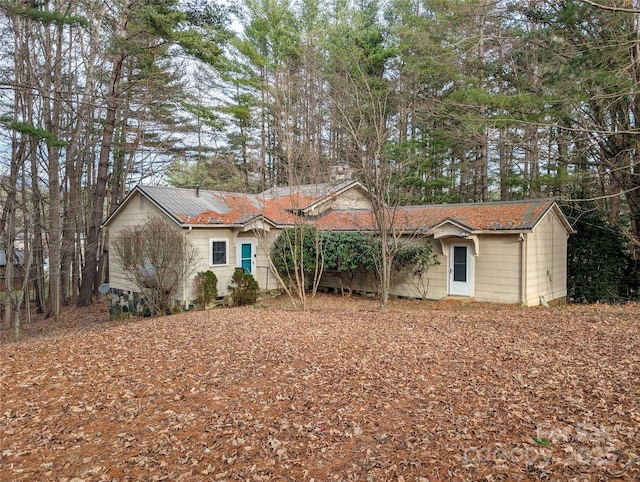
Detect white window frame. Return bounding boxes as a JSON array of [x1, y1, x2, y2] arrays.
[[209, 238, 229, 267]]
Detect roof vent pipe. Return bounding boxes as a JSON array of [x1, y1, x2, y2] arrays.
[[195, 183, 200, 197]]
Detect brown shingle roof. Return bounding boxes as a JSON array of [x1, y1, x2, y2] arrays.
[[401, 199, 557, 231], [315, 199, 567, 233], [118, 183, 358, 227]]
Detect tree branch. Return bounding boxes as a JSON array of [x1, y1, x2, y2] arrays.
[[579, 0, 640, 14]]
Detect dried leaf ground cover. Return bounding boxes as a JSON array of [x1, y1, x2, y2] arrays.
[[1, 296, 639, 481]]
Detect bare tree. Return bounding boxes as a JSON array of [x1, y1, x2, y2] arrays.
[[263, 62, 328, 310], [246, 25, 330, 310], [327, 62, 399, 307], [111, 217, 200, 316], [268, 224, 325, 311]]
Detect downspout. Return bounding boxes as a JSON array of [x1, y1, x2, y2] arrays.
[[520, 233, 527, 306], [183, 226, 193, 308], [550, 218, 554, 299]]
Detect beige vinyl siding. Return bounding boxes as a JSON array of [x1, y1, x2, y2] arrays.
[[182, 227, 281, 300], [108, 192, 167, 227], [390, 237, 447, 300], [107, 193, 172, 294], [183, 227, 235, 300], [242, 229, 281, 292], [380, 238, 448, 300], [473, 234, 522, 304], [524, 210, 568, 306], [331, 187, 371, 210], [390, 262, 448, 300]]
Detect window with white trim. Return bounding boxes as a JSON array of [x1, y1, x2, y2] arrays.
[[210, 239, 228, 266]]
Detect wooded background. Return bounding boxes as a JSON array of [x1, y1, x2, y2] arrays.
[[1, 0, 639, 323]]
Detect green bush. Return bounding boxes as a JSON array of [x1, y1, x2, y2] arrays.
[[393, 243, 440, 276], [322, 231, 376, 274], [271, 229, 439, 296], [564, 202, 637, 303], [194, 270, 218, 308], [271, 226, 319, 278], [228, 268, 259, 306]]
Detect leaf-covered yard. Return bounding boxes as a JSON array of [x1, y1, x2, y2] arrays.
[[1, 296, 639, 481]]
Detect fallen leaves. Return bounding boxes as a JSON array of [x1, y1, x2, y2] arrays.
[[1, 297, 639, 480]]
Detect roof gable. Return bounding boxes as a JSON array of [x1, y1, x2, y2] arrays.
[[429, 219, 476, 239], [259, 180, 364, 214]]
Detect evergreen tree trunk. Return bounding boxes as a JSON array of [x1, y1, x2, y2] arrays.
[[30, 141, 48, 315], [78, 0, 133, 306], [36, 2, 66, 317]]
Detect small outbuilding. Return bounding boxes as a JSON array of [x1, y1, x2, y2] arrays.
[[0, 250, 26, 292]]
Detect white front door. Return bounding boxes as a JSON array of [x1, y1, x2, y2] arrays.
[[237, 239, 256, 274], [449, 244, 472, 296]]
